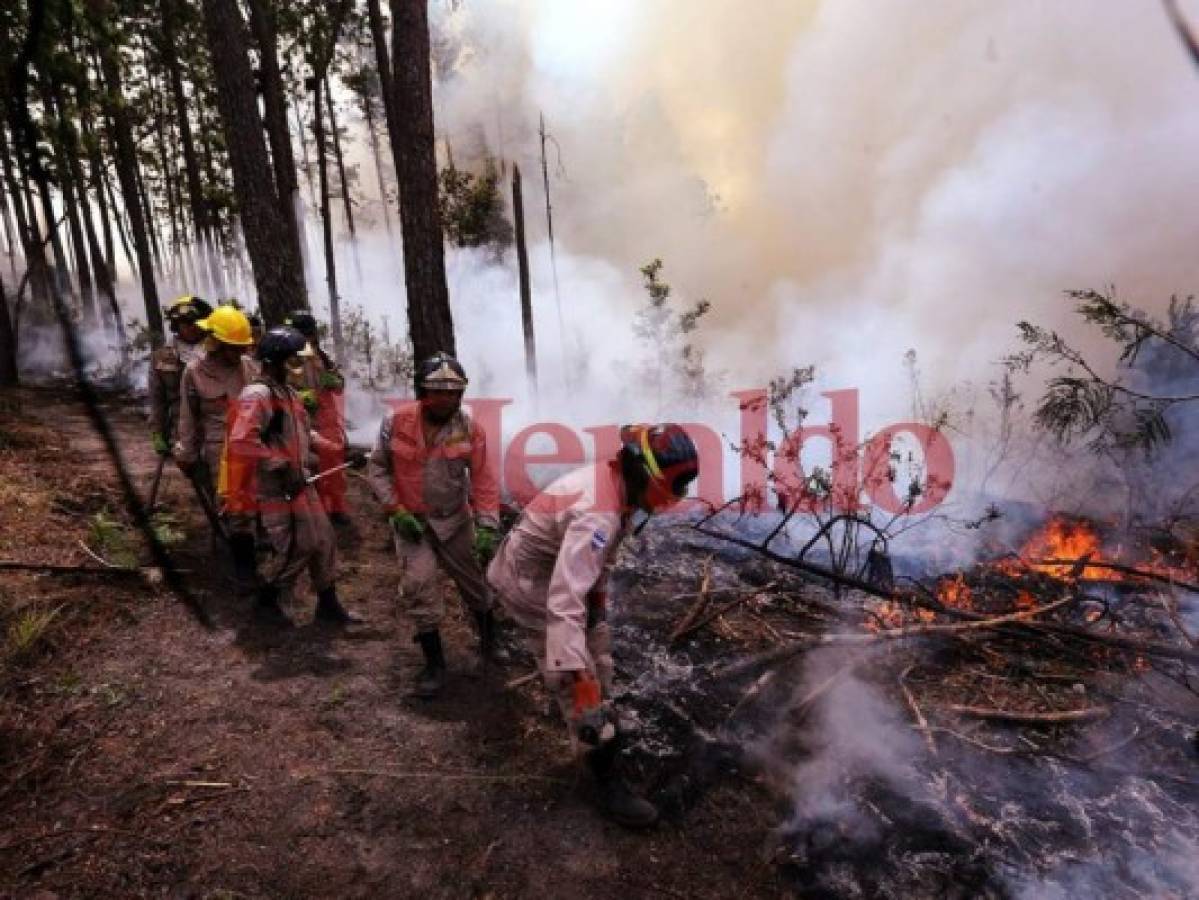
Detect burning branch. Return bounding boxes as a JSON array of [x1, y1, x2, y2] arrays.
[[713, 595, 1077, 680]]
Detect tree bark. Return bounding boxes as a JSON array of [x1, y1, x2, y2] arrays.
[[0, 272, 17, 384], [365, 0, 401, 178], [512, 165, 536, 388], [360, 78, 395, 237], [87, 0, 163, 341], [245, 0, 306, 303], [200, 0, 307, 324], [0, 124, 50, 315], [45, 85, 99, 326], [313, 75, 343, 363], [390, 0, 455, 360], [159, 0, 210, 239], [325, 77, 355, 240]]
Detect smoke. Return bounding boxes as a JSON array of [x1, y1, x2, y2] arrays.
[[417, 0, 1199, 411]]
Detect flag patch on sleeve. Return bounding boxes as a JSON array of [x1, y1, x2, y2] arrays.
[[590, 529, 608, 552]]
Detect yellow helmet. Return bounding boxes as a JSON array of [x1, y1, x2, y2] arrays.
[[198, 305, 253, 346]]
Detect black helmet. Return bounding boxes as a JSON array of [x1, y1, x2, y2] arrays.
[[415, 351, 468, 395], [284, 312, 319, 338], [619, 423, 700, 500], [165, 295, 213, 324], [255, 326, 308, 364]]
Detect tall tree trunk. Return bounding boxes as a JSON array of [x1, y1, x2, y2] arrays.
[[45, 86, 99, 326], [313, 75, 343, 363], [34, 164, 76, 306], [512, 165, 536, 388], [0, 271, 17, 384], [391, 0, 455, 360], [365, 0, 401, 178], [361, 83, 395, 237], [159, 0, 210, 239], [199, 0, 306, 324], [154, 93, 181, 259], [83, 121, 118, 282], [88, 0, 163, 341], [245, 0, 306, 303], [293, 97, 317, 209], [0, 165, 17, 280], [324, 77, 355, 240], [133, 156, 163, 272], [65, 113, 121, 339], [0, 125, 51, 317]]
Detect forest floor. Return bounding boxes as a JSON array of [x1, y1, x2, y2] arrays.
[[0, 385, 784, 900]]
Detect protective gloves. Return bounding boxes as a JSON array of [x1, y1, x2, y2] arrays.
[[317, 370, 343, 390], [151, 431, 171, 456], [389, 509, 425, 542], [474, 524, 499, 564], [571, 673, 616, 746], [297, 388, 318, 413]]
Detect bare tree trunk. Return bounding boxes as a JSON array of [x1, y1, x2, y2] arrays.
[[45, 85, 99, 326], [512, 165, 536, 388], [34, 166, 76, 307], [200, 0, 307, 324], [245, 0, 307, 304], [0, 271, 16, 384], [361, 83, 395, 237], [0, 165, 17, 280], [365, 0, 401, 176], [133, 156, 163, 274], [313, 74, 343, 363], [324, 77, 355, 240], [88, 0, 163, 341], [391, 0, 455, 360], [160, 0, 210, 240]]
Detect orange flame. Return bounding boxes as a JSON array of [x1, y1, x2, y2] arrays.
[[1002, 516, 1114, 581], [937, 574, 974, 610]]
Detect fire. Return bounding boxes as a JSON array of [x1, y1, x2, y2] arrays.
[[937, 574, 974, 610], [1003, 516, 1114, 581]]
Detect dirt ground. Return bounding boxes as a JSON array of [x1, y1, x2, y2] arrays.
[[0, 386, 786, 899]]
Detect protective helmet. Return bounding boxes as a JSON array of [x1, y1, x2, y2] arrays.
[[165, 294, 213, 324], [415, 351, 468, 395], [284, 312, 319, 338], [619, 423, 700, 501], [198, 305, 254, 346], [255, 326, 308, 364]]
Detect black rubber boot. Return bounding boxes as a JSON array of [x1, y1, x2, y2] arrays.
[[315, 586, 360, 625], [255, 583, 291, 627], [586, 737, 658, 829], [229, 532, 258, 590], [473, 609, 509, 666], [413, 630, 446, 698]]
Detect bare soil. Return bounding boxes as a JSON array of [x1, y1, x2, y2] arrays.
[[0, 387, 785, 899]]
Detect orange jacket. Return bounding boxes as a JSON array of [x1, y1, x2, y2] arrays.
[[366, 400, 500, 539]]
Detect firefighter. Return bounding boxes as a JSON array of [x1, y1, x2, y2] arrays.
[[285, 312, 350, 526], [227, 326, 362, 625], [487, 423, 700, 829], [365, 351, 502, 698], [175, 305, 259, 502], [148, 295, 212, 457]]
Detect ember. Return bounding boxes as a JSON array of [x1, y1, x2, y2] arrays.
[[936, 573, 974, 609]]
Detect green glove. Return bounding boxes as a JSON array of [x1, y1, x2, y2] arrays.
[[389, 509, 425, 542], [298, 388, 319, 413], [317, 370, 343, 390], [474, 525, 499, 563], [151, 431, 170, 456]]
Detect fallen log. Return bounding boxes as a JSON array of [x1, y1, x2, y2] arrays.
[[0, 561, 153, 578], [943, 704, 1110, 725]]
